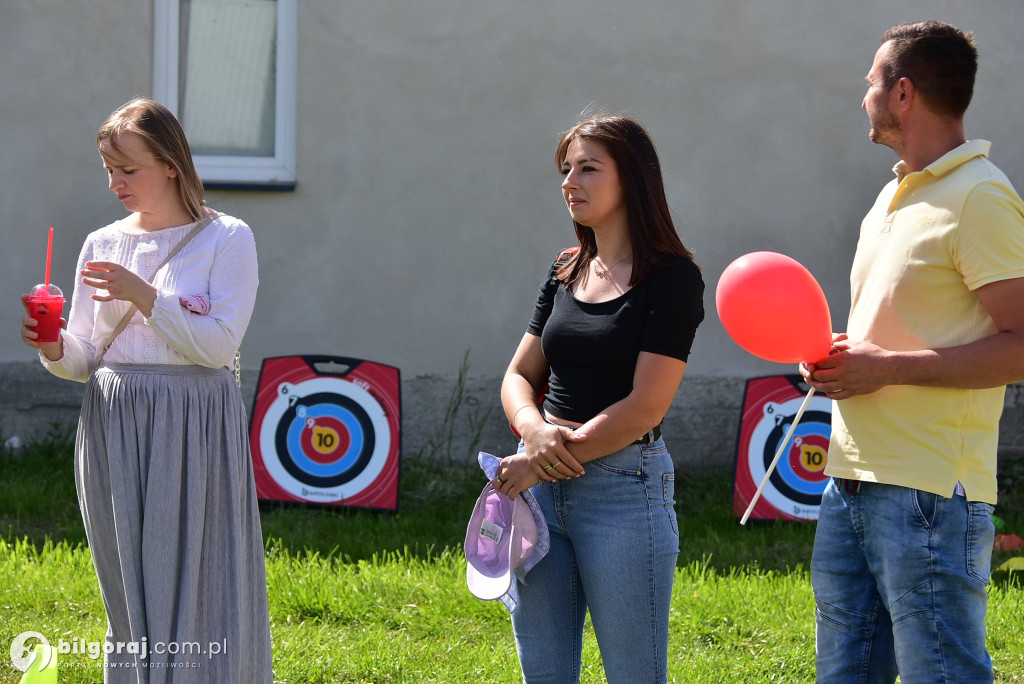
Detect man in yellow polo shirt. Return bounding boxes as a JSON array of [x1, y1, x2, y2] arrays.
[[801, 20, 1024, 683]]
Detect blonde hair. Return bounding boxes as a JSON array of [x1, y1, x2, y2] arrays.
[[97, 97, 204, 220]]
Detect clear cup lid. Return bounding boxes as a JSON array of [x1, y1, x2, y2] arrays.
[[31, 283, 63, 297]]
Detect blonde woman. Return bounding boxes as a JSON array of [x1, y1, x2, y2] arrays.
[[21, 98, 272, 682]]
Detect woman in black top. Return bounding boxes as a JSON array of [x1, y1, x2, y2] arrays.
[[495, 113, 704, 683]]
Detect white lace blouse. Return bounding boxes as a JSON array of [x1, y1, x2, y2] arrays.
[[41, 214, 259, 382]]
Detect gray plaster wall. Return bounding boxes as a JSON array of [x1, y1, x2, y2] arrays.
[[2, 1, 1023, 466]]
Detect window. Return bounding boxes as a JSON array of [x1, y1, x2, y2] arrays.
[[154, 0, 297, 189]]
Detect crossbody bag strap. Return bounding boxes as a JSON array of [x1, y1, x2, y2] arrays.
[[101, 213, 220, 355]]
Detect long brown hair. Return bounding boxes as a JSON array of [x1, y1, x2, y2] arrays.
[[555, 113, 693, 286], [97, 97, 205, 220]]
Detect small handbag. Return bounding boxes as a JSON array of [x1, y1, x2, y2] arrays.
[[99, 213, 240, 384]]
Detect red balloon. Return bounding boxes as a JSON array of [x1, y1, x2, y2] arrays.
[[715, 251, 832, 364]]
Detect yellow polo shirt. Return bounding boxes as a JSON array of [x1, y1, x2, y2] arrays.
[[827, 140, 1024, 504]]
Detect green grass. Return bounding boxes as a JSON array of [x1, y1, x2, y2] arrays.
[[2, 430, 1023, 683], [0, 427, 84, 546]]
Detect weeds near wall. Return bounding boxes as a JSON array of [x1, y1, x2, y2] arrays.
[[400, 351, 493, 508], [416, 349, 493, 465]]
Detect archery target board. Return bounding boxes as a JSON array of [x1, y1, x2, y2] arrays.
[[733, 375, 833, 521], [249, 356, 401, 511]]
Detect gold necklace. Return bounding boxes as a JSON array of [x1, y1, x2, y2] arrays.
[[593, 253, 632, 277]]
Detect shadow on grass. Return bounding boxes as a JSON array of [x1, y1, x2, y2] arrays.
[[0, 424, 86, 548]]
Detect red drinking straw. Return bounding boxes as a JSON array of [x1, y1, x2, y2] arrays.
[[45, 227, 53, 289]]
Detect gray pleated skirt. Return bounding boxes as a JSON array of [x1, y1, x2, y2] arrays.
[[76, 364, 273, 683]]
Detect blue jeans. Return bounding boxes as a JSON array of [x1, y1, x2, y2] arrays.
[[510, 439, 679, 684], [811, 478, 995, 683]]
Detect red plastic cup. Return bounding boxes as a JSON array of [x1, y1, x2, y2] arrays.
[[26, 284, 65, 343]]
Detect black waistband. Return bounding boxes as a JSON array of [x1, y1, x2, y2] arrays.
[[633, 425, 662, 445]]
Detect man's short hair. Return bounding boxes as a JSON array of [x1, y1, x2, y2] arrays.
[[881, 21, 978, 119]]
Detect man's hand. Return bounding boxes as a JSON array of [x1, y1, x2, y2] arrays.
[[800, 333, 895, 399]]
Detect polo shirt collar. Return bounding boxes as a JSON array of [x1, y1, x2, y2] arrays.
[[893, 139, 991, 183]]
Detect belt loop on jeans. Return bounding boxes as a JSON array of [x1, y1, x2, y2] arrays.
[[633, 424, 662, 445], [835, 477, 862, 494]]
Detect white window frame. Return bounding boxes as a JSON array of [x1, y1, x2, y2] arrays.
[[153, 0, 297, 189]]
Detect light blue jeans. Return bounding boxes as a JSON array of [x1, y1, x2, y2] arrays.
[[510, 439, 679, 684], [811, 478, 995, 683]]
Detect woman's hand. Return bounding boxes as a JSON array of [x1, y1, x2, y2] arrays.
[[518, 421, 586, 479], [493, 423, 586, 500], [493, 453, 542, 500], [81, 261, 158, 317], [20, 294, 65, 360]]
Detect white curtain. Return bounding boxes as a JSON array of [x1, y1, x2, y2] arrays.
[[179, 0, 278, 157]]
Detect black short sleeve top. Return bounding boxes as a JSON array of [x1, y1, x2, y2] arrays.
[[526, 252, 705, 424]]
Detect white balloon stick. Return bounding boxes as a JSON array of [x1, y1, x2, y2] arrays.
[[740, 386, 816, 525]]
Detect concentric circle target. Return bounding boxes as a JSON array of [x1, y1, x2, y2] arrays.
[[746, 394, 833, 517], [276, 392, 375, 487], [258, 377, 391, 501]]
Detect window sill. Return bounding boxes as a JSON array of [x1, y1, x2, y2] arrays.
[[203, 180, 296, 192]]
